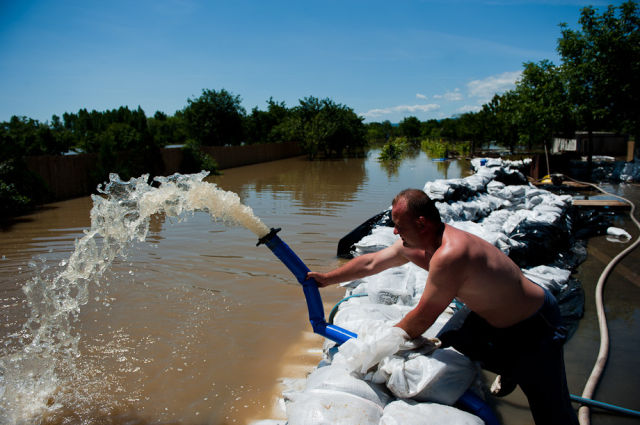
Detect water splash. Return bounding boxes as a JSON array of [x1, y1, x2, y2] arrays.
[[0, 172, 270, 424]]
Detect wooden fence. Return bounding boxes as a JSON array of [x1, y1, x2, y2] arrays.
[[26, 141, 302, 201]]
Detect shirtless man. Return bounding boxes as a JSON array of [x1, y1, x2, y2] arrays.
[[308, 188, 578, 425]]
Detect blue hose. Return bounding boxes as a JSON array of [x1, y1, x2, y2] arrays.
[[571, 394, 640, 418], [259, 229, 500, 425], [328, 293, 368, 324], [258, 228, 356, 345]]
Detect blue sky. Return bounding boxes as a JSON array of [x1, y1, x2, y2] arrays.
[[0, 0, 623, 124]]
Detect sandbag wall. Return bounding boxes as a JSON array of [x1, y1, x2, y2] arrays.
[[281, 158, 587, 425]]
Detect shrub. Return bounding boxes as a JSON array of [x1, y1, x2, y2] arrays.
[[379, 137, 409, 161]]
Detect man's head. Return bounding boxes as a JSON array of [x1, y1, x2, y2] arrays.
[[391, 189, 443, 248]]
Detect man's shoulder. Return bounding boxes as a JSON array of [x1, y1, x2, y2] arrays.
[[434, 234, 470, 266]]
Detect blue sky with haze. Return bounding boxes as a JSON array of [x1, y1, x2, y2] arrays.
[[0, 0, 623, 123]]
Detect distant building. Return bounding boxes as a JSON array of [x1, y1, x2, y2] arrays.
[[552, 132, 631, 159]]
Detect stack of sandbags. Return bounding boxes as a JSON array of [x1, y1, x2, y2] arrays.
[[283, 157, 584, 425]]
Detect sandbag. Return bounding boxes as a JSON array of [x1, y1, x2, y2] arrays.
[[523, 265, 572, 294], [380, 399, 483, 425], [365, 266, 415, 305], [607, 226, 631, 242], [332, 326, 410, 375], [285, 390, 383, 425], [354, 226, 397, 255], [304, 365, 391, 407], [381, 347, 476, 405], [333, 303, 412, 334]]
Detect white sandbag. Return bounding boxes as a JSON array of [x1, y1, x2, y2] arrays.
[[486, 180, 505, 195], [501, 209, 533, 234], [332, 326, 409, 375], [366, 266, 415, 305], [464, 174, 489, 192], [523, 265, 571, 294], [333, 303, 412, 332], [607, 226, 631, 241], [285, 390, 383, 425], [436, 202, 455, 222], [481, 209, 512, 232], [354, 226, 397, 255], [381, 347, 476, 405], [450, 220, 511, 250], [304, 365, 391, 407], [404, 262, 428, 301], [380, 399, 483, 425], [424, 179, 454, 201]]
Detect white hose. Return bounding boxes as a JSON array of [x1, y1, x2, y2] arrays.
[[563, 176, 640, 425]]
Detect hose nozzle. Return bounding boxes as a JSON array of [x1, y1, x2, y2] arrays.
[[257, 227, 281, 246]]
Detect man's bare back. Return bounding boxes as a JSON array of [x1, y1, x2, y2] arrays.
[[398, 224, 544, 329], [308, 189, 578, 424], [309, 192, 545, 339]]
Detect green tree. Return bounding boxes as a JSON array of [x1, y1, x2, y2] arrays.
[[279, 97, 366, 159], [456, 112, 488, 154], [364, 120, 396, 144], [398, 116, 422, 140], [379, 137, 409, 161], [245, 98, 290, 144], [558, 1, 640, 165], [365, 122, 389, 144], [482, 92, 522, 153], [148, 111, 188, 147], [514, 61, 574, 152], [1, 116, 68, 157], [182, 89, 246, 146], [0, 117, 55, 216], [420, 119, 441, 140]]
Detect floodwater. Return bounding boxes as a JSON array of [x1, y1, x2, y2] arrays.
[[1, 148, 638, 425], [0, 148, 466, 425]]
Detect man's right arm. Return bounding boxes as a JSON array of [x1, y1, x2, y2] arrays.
[[308, 239, 408, 287]]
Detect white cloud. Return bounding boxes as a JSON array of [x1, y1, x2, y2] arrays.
[[362, 103, 440, 119], [467, 71, 522, 102], [434, 88, 463, 102], [456, 105, 483, 114], [416, 93, 427, 100]]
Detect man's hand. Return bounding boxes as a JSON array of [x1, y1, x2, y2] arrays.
[[306, 271, 333, 287]]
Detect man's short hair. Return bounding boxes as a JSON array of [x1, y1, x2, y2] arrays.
[[392, 188, 442, 224]]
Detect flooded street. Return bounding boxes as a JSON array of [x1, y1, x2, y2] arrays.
[[1, 149, 638, 425]]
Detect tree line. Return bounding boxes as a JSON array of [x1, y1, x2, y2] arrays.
[[370, 2, 639, 162], [0, 93, 366, 217], [1, 1, 637, 217]]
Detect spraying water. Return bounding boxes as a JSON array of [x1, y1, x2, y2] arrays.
[[0, 171, 270, 424]]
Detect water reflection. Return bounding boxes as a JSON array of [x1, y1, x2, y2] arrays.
[[435, 160, 452, 180], [221, 158, 367, 216], [379, 159, 401, 178]]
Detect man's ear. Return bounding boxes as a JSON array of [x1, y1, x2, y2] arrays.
[[416, 216, 428, 229]]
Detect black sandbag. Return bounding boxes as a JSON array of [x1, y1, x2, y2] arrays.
[[508, 220, 571, 268], [337, 210, 393, 258]]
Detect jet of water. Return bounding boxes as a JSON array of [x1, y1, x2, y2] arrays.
[[0, 171, 270, 424]]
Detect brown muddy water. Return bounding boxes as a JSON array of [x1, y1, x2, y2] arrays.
[[1, 149, 638, 425]]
